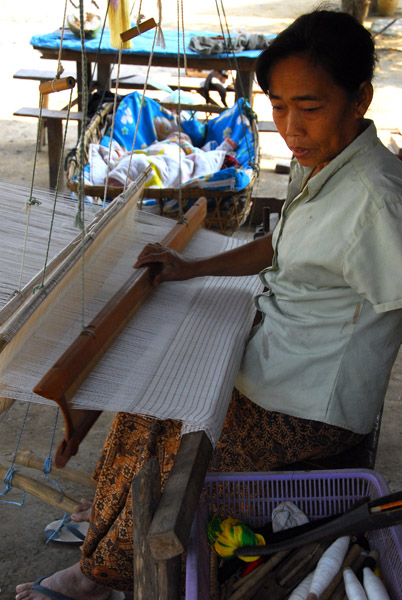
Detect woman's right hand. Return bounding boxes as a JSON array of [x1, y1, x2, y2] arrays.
[[134, 243, 194, 287]]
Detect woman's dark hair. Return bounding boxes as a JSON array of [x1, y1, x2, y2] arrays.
[[256, 10, 376, 95]]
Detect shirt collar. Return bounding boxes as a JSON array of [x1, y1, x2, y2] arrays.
[[291, 120, 378, 202]]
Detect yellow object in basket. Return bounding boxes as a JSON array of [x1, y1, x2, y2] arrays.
[[208, 515, 266, 562]]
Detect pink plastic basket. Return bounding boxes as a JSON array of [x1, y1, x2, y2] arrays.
[[185, 469, 402, 600]]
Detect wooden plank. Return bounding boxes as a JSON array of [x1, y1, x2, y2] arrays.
[[13, 68, 76, 81], [147, 431, 213, 560], [13, 107, 82, 121], [133, 459, 181, 600]]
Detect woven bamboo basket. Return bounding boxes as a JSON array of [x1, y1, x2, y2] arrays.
[[66, 100, 260, 235]]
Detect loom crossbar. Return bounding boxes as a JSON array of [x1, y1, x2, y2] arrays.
[[33, 198, 207, 467]]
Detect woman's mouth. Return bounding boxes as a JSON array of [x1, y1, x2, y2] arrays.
[[289, 147, 311, 160]]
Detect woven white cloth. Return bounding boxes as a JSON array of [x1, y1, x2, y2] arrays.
[[0, 185, 261, 447]]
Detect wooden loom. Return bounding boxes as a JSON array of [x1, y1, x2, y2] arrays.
[[0, 179, 214, 567]]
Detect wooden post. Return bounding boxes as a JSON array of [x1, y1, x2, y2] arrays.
[[147, 431, 213, 560], [235, 69, 255, 105], [132, 459, 181, 599], [341, 0, 371, 22]]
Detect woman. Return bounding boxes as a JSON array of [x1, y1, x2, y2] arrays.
[[16, 9, 402, 600]]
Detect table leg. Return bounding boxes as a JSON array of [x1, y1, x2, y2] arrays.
[[97, 62, 112, 90], [39, 94, 48, 151], [46, 119, 62, 189], [235, 69, 255, 105]]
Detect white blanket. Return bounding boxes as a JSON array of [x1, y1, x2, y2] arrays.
[[88, 139, 226, 189]]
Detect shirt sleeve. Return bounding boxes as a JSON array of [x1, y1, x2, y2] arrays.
[[343, 196, 402, 313]]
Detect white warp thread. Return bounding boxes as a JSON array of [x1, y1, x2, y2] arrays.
[[0, 187, 261, 447], [0, 182, 100, 309]]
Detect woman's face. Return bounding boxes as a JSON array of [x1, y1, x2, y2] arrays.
[[268, 54, 371, 169]]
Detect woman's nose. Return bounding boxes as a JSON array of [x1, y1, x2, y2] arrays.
[[285, 110, 304, 137]]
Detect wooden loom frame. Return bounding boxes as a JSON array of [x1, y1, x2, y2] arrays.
[[24, 192, 213, 575], [33, 196, 209, 468], [1, 179, 213, 568]]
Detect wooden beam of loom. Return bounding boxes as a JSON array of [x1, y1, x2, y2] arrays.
[[33, 198, 207, 467], [0, 461, 79, 512], [12, 449, 96, 490]]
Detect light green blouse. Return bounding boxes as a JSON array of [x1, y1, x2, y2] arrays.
[[237, 121, 402, 433]]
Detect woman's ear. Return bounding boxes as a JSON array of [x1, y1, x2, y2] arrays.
[[355, 81, 373, 117]]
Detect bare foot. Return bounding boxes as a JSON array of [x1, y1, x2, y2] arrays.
[[70, 498, 93, 522], [15, 562, 111, 600]]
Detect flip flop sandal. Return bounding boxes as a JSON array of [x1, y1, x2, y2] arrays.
[[32, 576, 75, 600], [32, 577, 125, 600], [44, 517, 89, 543]]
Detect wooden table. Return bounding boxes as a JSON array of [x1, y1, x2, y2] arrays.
[[30, 28, 272, 105]]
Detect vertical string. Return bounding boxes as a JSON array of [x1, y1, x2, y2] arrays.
[[215, 0, 254, 166], [78, 0, 90, 330], [56, 0, 70, 78], [0, 403, 31, 505], [41, 407, 69, 543], [18, 93, 45, 291], [103, 43, 124, 208], [156, 0, 165, 48], [88, 0, 111, 96], [123, 27, 159, 195], [180, 0, 187, 74], [176, 0, 183, 221], [40, 86, 75, 287]]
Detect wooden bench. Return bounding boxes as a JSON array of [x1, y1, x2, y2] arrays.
[[13, 107, 82, 189]]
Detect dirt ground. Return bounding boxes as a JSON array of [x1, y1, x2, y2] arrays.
[[0, 1, 402, 599]]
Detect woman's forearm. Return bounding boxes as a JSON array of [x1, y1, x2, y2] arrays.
[[134, 233, 274, 286], [188, 233, 274, 278]]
